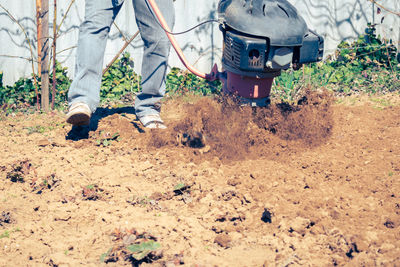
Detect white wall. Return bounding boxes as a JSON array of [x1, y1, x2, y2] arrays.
[[289, 0, 399, 55], [0, 0, 398, 85]]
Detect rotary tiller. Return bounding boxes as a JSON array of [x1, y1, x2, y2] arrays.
[[147, 0, 324, 106]]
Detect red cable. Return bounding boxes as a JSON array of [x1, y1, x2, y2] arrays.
[[146, 0, 210, 80]]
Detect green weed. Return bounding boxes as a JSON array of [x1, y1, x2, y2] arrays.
[[174, 183, 186, 191], [86, 184, 95, 190], [95, 131, 121, 147], [100, 248, 112, 263], [25, 125, 46, 134], [0, 228, 20, 239], [127, 241, 161, 261], [0, 230, 10, 239], [173, 183, 191, 196]]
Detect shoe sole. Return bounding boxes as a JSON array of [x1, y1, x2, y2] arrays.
[[143, 121, 167, 129], [66, 113, 90, 126], [139, 114, 166, 129]]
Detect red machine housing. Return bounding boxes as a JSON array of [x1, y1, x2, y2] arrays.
[[224, 72, 273, 99]]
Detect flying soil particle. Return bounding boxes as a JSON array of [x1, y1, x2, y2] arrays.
[[149, 89, 333, 162], [252, 89, 333, 146]]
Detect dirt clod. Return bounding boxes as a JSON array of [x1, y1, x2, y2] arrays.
[[81, 185, 104, 201], [0, 212, 12, 226], [38, 139, 50, 147], [102, 229, 163, 264], [6, 159, 34, 183], [214, 234, 231, 248], [30, 174, 60, 194], [384, 219, 396, 229]]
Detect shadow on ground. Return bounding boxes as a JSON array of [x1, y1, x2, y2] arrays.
[[65, 107, 136, 141]]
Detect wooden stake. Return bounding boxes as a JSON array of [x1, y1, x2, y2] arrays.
[[40, 0, 50, 111], [52, 0, 57, 110], [36, 0, 41, 109], [102, 30, 140, 76]]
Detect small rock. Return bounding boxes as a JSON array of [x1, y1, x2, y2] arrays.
[[198, 145, 211, 154], [350, 235, 369, 252], [243, 193, 253, 203], [229, 231, 242, 241], [384, 219, 396, 229], [290, 218, 311, 235], [149, 192, 163, 201], [227, 178, 241, 186], [165, 261, 175, 267], [365, 231, 378, 242], [274, 254, 284, 262], [310, 225, 324, 235], [38, 139, 50, 147], [329, 210, 340, 220], [153, 249, 163, 258], [378, 243, 395, 254], [73, 142, 85, 149], [224, 225, 235, 232], [214, 234, 231, 248]]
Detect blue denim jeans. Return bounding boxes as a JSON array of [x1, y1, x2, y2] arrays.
[[68, 0, 175, 119]]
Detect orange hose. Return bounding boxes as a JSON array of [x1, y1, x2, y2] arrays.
[[146, 0, 209, 79]]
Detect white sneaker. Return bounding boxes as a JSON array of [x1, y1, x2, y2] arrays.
[[66, 102, 91, 126], [139, 114, 167, 129]]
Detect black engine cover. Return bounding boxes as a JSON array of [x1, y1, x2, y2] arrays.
[[218, 0, 324, 75], [218, 0, 308, 46], [223, 30, 267, 72]]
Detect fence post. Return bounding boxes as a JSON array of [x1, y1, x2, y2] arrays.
[[40, 0, 50, 112], [397, 1, 400, 61], [52, 0, 57, 110], [36, 0, 41, 109]]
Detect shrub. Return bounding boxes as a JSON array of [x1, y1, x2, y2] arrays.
[[166, 67, 221, 96], [272, 24, 399, 100], [51, 61, 72, 105], [101, 52, 140, 100], [0, 76, 36, 107], [1, 24, 398, 109]]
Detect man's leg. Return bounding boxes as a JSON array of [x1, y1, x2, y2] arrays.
[[67, 0, 124, 125], [132, 0, 175, 127]]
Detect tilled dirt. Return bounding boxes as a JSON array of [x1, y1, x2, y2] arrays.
[[0, 92, 399, 266]]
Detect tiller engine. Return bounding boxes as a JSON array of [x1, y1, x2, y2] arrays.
[[147, 0, 324, 106]]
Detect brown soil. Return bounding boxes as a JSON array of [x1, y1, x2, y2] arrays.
[[1, 92, 399, 266]]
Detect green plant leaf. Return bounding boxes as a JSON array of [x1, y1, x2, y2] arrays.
[[174, 183, 186, 191], [0, 230, 10, 239], [100, 248, 112, 263], [86, 184, 95, 190], [127, 241, 161, 260]]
